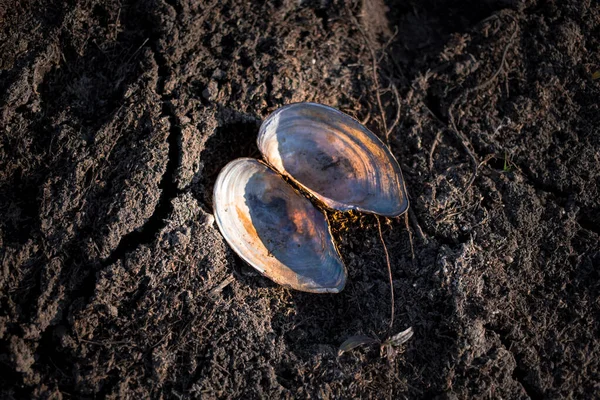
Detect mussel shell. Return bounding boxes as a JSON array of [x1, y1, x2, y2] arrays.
[[257, 103, 409, 217], [213, 158, 347, 293]]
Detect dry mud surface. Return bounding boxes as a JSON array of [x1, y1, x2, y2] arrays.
[[1, 0, 599, 398]]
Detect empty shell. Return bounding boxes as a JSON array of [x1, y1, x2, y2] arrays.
[[257, 102, 409, 217], [213, 158, 347, 293]]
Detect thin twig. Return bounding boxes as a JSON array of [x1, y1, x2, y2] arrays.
[[360, 101, 372, 125], [409, 208, 427, 244], [464, 23, 518, 95], [428, 130, 442, 172], [376, 216, 394, 331], [125, 38, 149, 64], [360, 113, 371, 125], [371, 49, 388, 136], [447, 20, 518, 192], [377, 26, 399, 64], [448, 105, 479, 192], [209, 275, 235, 298], [404, 213, 415, 261], [352, 16, 388, 136], [386, 84, 402, 144]]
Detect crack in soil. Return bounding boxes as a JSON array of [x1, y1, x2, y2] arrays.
[[102, 101, 182, 267], [577, 215, 600, 236], [518, 165, 569, 201], [515, 165, 600, 237], [101, 3, 183, 265], [32, 92, 183, 400], [164, 0, 183, 14], [31, 16, 184, 396], [485, 324, 543, 400], [65, 39, 184, 400]]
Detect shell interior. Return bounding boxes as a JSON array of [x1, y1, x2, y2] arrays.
[[213, 158, 347, 293], [257, 102, 409, 217]]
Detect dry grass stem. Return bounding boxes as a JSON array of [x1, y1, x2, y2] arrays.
[[404, 213, 415, 260], [429, 130, 442, 172], [352, 16, 388, 139], [376, 216, 394, 331], [386, 84, 402, 144]]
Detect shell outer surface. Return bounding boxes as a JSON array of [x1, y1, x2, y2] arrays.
[[213, 158, 347, 293], [257, 102, 409, 217]]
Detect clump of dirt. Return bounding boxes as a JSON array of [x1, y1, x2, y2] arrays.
[[1, 0, 599, 398]]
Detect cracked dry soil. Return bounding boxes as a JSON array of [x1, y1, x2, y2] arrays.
[[1, 0, 599, 398]]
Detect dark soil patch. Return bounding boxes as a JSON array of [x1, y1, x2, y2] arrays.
[[1, 0, 599, 398]]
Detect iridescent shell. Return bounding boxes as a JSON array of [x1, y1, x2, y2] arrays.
[[257, 102, 409, 217], [213, 102, 409, 293], [213, 158, 346, 293]]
